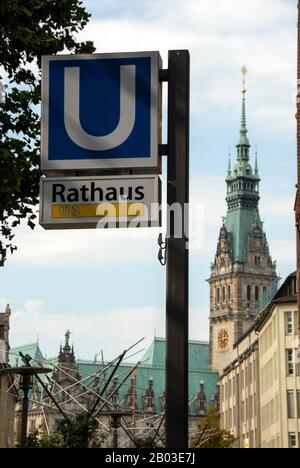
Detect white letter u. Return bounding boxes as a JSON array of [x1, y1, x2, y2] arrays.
[[64, 65, 136, 151]]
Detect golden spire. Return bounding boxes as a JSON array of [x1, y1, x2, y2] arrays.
[[241, 65, 248, 94]]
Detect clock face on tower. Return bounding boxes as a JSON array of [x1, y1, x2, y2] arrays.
[[217, 328, 230, 351]]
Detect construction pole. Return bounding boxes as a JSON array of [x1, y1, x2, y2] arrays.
[[165, 50, 190, 448], [20, 374, 30, 449], [296, 1, 300, 339], [131, 372, 136, 447]]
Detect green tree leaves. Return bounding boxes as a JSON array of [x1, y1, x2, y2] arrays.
[[193, 407, 235, 449], [0, 0, 95, 265], [26, 413, 105, 449]]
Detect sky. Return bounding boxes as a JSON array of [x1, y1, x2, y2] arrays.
[[0, 0, 297, 362]]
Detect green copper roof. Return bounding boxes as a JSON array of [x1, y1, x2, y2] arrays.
[[141, 337, 210, 370], [9, 342, 44, 368], [225, 209, 262, 262], [76, 338, 218, 415], [10, 338, 219, 416]]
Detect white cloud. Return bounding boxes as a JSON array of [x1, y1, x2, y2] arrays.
[[261, 193, 295, 218], [2, 0, 297, 357], [10, 300, 164, 360], [269, 240, 296, 268], [9, 298, 209, 360], [80, 0, 296, 139], [9, 224, 162, 267], [7, 172, 295, 269], [190, 307, 210, 342], [14, 299, 44, 319]]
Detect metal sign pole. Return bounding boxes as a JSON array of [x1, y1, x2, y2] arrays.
[[165, 50, 190, 448]]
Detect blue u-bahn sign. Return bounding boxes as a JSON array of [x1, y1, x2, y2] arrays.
[[41, 52, 162, 173]]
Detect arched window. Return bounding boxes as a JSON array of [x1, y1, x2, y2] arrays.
[[216, 288, 220, 303], [222, 287, 226, 302], [255, 286, 259, 301], [247, 285, 251, 301], [227, 286, 231, 300], [263, 287, 267, 300]]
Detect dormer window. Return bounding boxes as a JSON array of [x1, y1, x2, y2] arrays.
[[247, 285, 251, 301], [255, 286, 259, 301]]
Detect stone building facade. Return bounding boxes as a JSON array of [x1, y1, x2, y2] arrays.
[[0, 305, 18, 448], [209, 72, 278, 375], [219, 325, 261, 448], [257, 272, 300, 449], [11, 336, 219, 448], [220, 272, 300, 449]]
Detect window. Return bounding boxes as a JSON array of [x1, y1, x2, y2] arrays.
[[272, 319, 277, 341], [228, 409, 232, 428], [246, 398, 250, 419], [216, 288, 220, 303], [222, 287, 226, 302], [245, 365, 249, 386], [240, 401, 245, 423], [289, 433, 297, 449], [255, 256, 261, 268], [241, 370, 244, 391], [30, 420, 36, 432], [276, 435, 281, 448], [255, 286, 259, 302], [250, 431, 254, 448], [247, 285, 251, 301], [287, 350, 295, 376], [287, 391, 295, 419], [220, 413, 224, 428], [55, 420, 61, 431], [297, 391, 300, 419], [233, 376, 236, 392], [287, 278, 297, 296], [274, 353, 278, 380], [0, 325, 4, 340], [285, 312, 293, 335], [221, 385, 225, 402], [227, 286, 231, 300], [233, 406, 236, 426], [228, 379, 232, 397], [294, 311, 298, 334]]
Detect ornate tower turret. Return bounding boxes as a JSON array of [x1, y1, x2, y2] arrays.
[[52, 330, 81, 401], [209, 67, 278, 374], [196, 380, 207, 416], [143, 377, 156, 413]]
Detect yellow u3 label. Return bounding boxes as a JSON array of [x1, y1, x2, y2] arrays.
[[52, 203, 145, 219]]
